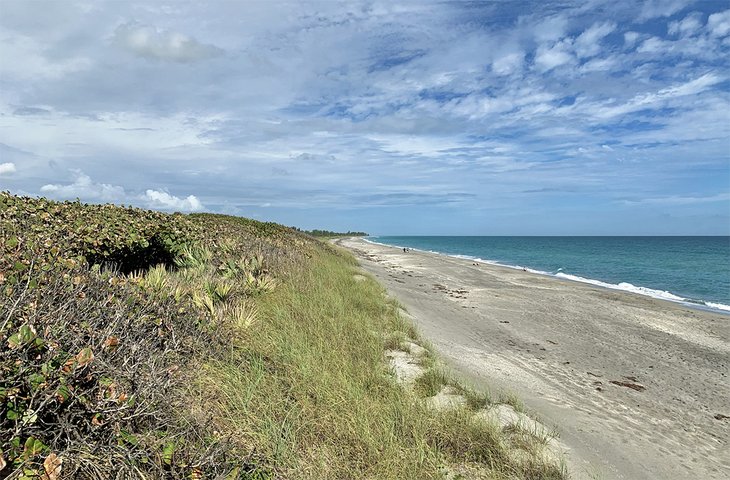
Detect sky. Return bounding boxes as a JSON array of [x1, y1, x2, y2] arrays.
[[0, 0, 729, 235]]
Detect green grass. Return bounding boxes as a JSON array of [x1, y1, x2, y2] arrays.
[[194, 246, 566, 479], [415, 369, 450, 397], [383, 330, 408, 350], [463, 388, 494, 411], [195, 253, 443, 478]]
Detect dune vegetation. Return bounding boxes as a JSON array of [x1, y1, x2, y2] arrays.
[[1, 192, 564, 480]]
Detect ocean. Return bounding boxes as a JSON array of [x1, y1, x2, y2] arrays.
[[368, 236, 730, 314]]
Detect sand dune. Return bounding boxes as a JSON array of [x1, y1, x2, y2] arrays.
[[337, 237, 730, 480]]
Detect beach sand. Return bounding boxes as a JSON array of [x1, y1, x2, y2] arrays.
[[336, 237, 730, 480]]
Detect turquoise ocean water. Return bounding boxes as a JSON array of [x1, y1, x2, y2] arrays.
[[368, 236, 730, 314]]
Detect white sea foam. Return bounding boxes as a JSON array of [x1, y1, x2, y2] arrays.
[[705, 302, 730, 312], [525, 271, 729, 313], [555, 273, 687, 302], [363, 238, 730, 315]]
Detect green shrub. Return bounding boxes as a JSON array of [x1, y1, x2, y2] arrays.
[[0, 192, 199, 278], [0, 194, 259, 478]]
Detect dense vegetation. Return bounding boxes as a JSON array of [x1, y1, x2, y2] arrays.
[[1, 193, 564, 479], [292, 228, 368, 237], [0, 193, 309, 478]]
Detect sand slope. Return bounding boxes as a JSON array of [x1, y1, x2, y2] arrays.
[[337, 238, 730, 480]]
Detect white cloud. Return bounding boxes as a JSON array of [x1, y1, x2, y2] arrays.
[[663, 72, 724, 96], [367, 134, 470, 156], [580, 56, 618, 73], [574, 21, 616, 58], [531, 15, 569, 42], [142, 189, 204, 212], [40, 171, 126, 202], [638, 0, 689, 22], [0, 162, 16, 176], [38, 171, 203, 212], [113, 22, 223, 62], [624, 31, 641, 47], [707, 9, 730, 37], [534, 40, 574, 72], [0, 105, 220, 160], [637, 36, 672, 54], [668, 13, 703, 37], [591, 73, 724, 119], [492, 52, 524, 76]]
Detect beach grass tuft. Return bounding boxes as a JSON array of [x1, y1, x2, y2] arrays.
[[415, 368, 450, 397]]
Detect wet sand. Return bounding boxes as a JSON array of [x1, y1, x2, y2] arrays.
[[336, 237, 730, 480]]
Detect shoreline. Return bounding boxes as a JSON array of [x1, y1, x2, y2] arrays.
[[362, 237, 730, 315], [337, 237, 730, 480]]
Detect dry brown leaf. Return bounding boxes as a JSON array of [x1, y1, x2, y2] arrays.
[[75, 347, 94, 367], [63, 347, 94, 372], [104, 381, 117, 398], [61, 358, 74, 373], [103, 336, 119, 350], [0, 454, 7, 471], [41, 452, 62, 480]]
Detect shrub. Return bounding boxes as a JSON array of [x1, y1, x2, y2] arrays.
[[0, 192, 199, 278], [0, 194, 252, 478]]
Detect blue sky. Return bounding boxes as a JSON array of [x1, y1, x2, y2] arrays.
[[0, 0, 728, 235]]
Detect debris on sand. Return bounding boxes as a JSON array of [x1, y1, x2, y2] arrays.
[[610, 380, 646, 392]]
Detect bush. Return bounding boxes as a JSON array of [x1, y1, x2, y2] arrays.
[[0, 192, 199, 277], [0, 194, 250, 478]]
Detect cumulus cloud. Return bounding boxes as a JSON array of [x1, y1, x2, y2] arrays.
[[113, 22, 223, 62], [40, 171, 126, 202], [141, 189, 204, 212], [0, 162, 17, 176], [38, 171, 203, 212], [707, 10, 730, 37]]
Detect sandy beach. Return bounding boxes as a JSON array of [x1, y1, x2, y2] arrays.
[[336, 237, 730, 480]]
